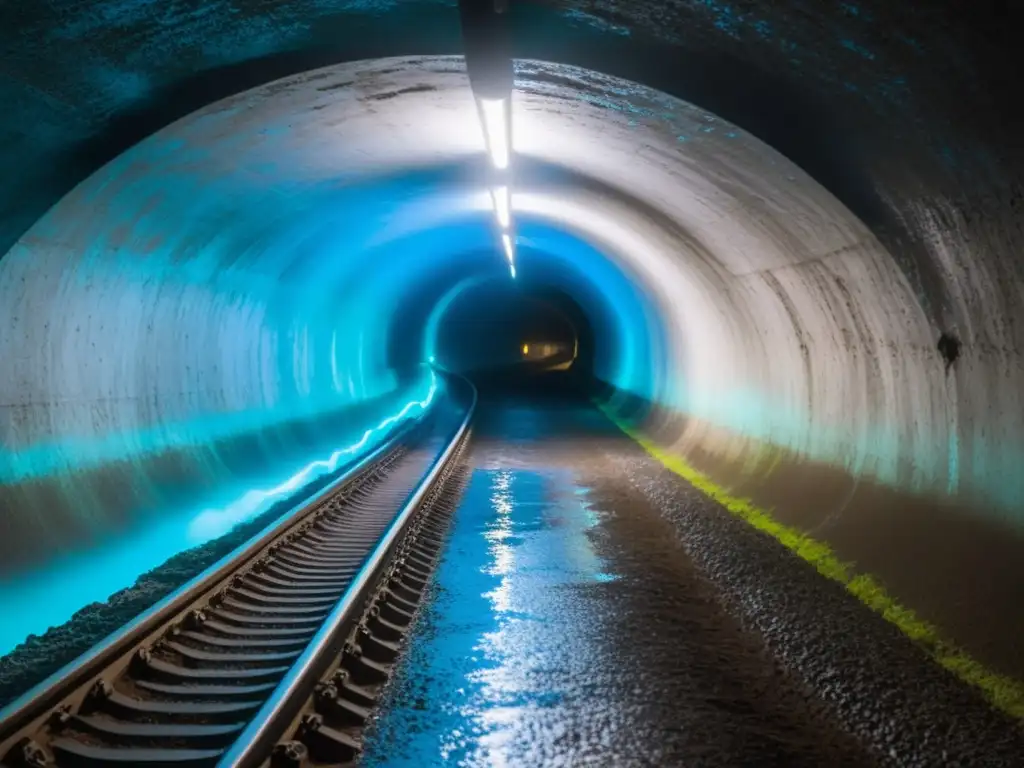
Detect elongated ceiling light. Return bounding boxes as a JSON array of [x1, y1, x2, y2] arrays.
[[502, 232, 516, 279], [492, 184, 511, 228], [501, 232, 514, 263], [479, 97, 510, 170]]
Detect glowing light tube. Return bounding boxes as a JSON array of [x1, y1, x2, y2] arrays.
[[502, 232, 514, 263], [479, 98, 510, 170], [492, 184, 511, 228]]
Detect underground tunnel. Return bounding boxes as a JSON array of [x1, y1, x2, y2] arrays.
[[1, 0, 1023, 765]]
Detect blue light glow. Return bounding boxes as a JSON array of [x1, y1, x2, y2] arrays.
[[423, 275, 494, 365], [188, 370, 438, 541], [0, 372, 440, 655], [513, 219, 666, 401]]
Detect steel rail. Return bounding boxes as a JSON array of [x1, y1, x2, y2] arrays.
[[0, 411, 417, 754], [217, 377, 477, 767]]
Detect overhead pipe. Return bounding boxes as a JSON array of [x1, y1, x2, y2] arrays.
[[458, 0, 514, 103], [458, 0, 518, 278]]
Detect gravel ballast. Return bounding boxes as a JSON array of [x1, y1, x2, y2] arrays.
[[603, 444, 1024, 766]]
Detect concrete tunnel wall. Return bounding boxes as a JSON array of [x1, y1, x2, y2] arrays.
[[1, 1, 1023, 678]]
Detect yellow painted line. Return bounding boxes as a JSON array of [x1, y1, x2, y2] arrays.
[[597, 402, 1024, 720]]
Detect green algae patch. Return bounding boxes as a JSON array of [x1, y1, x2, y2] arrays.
[[597, 401, 1024, 721]]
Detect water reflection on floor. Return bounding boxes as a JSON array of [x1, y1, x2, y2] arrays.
[[362, 394, 870, 766], [362, 460, 620, 767]]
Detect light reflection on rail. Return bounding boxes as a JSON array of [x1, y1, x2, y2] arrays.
[[0, 370, 439, 656], [188, 369, 438, 540]]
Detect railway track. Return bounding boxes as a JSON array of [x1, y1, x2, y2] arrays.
[[0, 381, 475, 768]]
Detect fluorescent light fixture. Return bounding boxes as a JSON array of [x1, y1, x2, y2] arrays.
[[501, 232, 514, 262], [479, 98, 510, 170], [510, 264, 516, 279], [492, 185, 511, 228]]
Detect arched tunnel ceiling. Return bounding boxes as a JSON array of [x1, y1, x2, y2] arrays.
[[2, 0, 1021, 498], [4, 54, 929, 483], [4, 0, 1023, 310], [3, 0, 1024, 679]]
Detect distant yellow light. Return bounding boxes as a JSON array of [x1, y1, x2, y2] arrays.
[[522, 344, 529, 355]]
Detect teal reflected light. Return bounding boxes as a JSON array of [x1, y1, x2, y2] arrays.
[[358, 190, 664, 395], [0, 372, 440, 655], [188, 369, 438, 541], [386, 195, 663, 397], [423, 275, 493, 366]]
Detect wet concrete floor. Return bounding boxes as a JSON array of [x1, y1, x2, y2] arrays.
[[361, 391, 875, 766]]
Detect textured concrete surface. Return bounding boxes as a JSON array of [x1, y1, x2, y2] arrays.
[[1, 0, 1023, 703], [669, 420, 1024, 682]]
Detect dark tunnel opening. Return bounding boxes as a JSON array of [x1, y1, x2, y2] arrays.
[[431, 284, 588, 375], [383, 248, 602, 394]]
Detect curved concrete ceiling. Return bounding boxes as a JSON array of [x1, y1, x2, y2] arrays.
[[1, 1, 1023, 679]]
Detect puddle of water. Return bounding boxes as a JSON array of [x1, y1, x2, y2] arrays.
[[362, 466, 617, 767]]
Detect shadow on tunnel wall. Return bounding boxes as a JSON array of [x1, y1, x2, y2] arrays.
[[515, 1, 1024, 333]]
